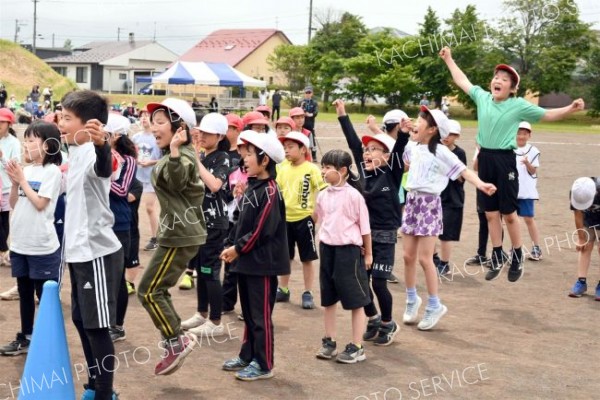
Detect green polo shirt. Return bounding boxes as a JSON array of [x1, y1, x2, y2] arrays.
[[469, 86, 545, 150]]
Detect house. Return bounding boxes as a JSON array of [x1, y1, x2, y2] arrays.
[[178, 29, 292, 86], [45, 34, 178, 93]]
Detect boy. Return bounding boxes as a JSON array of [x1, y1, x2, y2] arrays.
[[515, 122, 542, 260], [568, 177, 600, 300], [440, 46, 584, 282], [275, 132, 327, 308], [274, 117, 296, 138], [59, 90, 122, 400]]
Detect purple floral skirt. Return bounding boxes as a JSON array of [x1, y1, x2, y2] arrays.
[[400, 191, 443, 236]]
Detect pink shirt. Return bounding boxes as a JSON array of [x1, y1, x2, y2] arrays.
[[315, 183, 370, 246]]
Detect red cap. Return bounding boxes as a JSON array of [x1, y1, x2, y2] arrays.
[[275, 116, 296, 130], [0, 108, 16, 124], [288, 107, 305, 117], [242, 111, 268, 127], [226, 113, 244, 131], [495, 64, 520, 88], [256, 105, 272, 116]]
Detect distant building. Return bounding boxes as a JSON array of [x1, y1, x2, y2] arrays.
[[178, 29, 292, 86], [44, 33, 177, 93], [369, 27, 412, 38], [21, 45, 72, 60]]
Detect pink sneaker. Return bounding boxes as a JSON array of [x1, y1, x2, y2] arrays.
[[154, 332, 197, 376]]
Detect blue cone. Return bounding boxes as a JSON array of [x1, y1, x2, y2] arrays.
[[18, 281, 75, 399]]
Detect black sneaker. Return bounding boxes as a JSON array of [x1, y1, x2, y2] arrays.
[[275, 288, 290, 303], [316, 337, 337, 360], [373, 321, 399, 346], [109, 327, 126, 342], [363, 315, 381, 341], [387, 273, 399, 284], [0, 333, 30, 356], [144, 237, 158, 251], [508, 254, 524, 282], [465, 254, 490, 266], [485, 252, 507, 281], [436, 262, 450, 276]]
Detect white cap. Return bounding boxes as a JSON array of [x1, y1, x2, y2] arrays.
[[105, 113, 131, 135], [278, 131, 310, 149], [518, 121, 532, 132], [420, 106, 450, 139], [239, 130, 285, 163], [361, 133, 396, 153], [199, 112, 228, 135], [571, 177, 597, 210], [383, 109, 408, 124], [147, 98, 196, 129], [448, 119, 461, 135]]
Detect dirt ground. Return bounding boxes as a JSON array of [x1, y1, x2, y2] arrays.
[[1, 120, 599, 400]]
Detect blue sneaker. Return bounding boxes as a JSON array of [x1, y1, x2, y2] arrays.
[[81, 384, 118, 400], [595, 284, 600, 301], [235, 360, 273, 381], [568, 281, 587, 298]]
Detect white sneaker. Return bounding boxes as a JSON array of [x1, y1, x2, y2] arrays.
[[188, 320, 225, 337], [402, 295, 422, 324], [181, 312, 206, 330], [0, 285, 19, 301], [417, 304, 448, 331]]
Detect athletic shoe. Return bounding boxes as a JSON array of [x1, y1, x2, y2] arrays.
[[387, 273, 399, 284], [568, 281, 587, 298], [432, 253, 441, 269], [373, 321, 399, 346], [417, 304, 448, 331], [81, 384, 119, 400], [109, 327, 126, 342], [0, 285, 19, 301], [316, 337, 337, 360], [301, 291, 314, 309], [528, 245, 542, 261], [336, 343, 366, 364], [223, 357, 250, 371], [126, 281, 136, 295], [0, 333, 30, 356], [275, 287, 290, 302], [235, 360, 273, 381], [221, 308, 235, 315], [179, 274, 194, 290], [403, 296, 422, 325], [363, 315, 381, 341], [181, 312, 206, 330], [465, 254, 490, 266], [485, 253, 507, 281], [595, 284, 600, 301], [154, 333, 197, 376], [436, 262, 450, 276], [237, 314, 244, 321], [189, 320, 225, 337], [144, 237, 158, 251], [508, 252, 524, 282]]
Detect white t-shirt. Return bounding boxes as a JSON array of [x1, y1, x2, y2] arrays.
[[515, 143, 540, 199], [10, 164, 62, 255], [0, 134, 22, 193], [405, 143, 466, 195]]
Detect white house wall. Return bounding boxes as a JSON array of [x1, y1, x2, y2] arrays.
[[101, 43, 177, 67], [50, 64, 91, 90]]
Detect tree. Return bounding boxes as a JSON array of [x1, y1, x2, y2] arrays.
[[582, 43, 600, 116], [267, 44, 312, 95], [63, 39, 72, 50]]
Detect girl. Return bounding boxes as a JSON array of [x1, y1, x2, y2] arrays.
[[0, 121, 62, 356], [314, 150, 372, 364], [220, 131, 288, 381], [180, 113, 231, 337], [137, 98, 206, 376], [401, 106, 495, 331]]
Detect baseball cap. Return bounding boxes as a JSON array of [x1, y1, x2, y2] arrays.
[[146, 98, 196, 129], [304, 86, 313, 93], [275, 117, 296, 130], [518, 121, 532, 132], [383, 109, 408, 124], [361, 133, 396, 153], [448, 119, 461, 135], [199, 112, 228, 135], [237, 129, 253, 146], [279, 131, 310, 149], [240, 130, 285, 163], [105, 113, 131, 135], [242, 111, 267, 127], [570, 177, 597, 210], [495, 64, 520, 88], [256, 105, 272, 115], [420, 106, 450, 139], [226, 113, 244, 131], [0, 108, 16, 124], [288, 107, 305, 118]]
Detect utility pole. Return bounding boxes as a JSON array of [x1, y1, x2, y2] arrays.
[[118, 27, 121, 41], [52, 33, 55, 47], [32, 0, 39, 54], [14, 19, 19, 42], [308, 0, 313, 42], [152, 22, 156, 42]]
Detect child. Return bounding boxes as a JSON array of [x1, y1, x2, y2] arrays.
[[465, 146, 492, 266], [180, 113, 231, 337], [58, 90, 122, 399], [275, 132, 327, 308], [334, 99, 408, 346], [568, 177, 600, 300], [289, 107, 312, 139], [401, 107, 495, 331], [0, 121, 62, 356], [137, 98, 207, 376], [314, 149, 372, 363], [220, 131, 289, 381], [242, 111, 271, 134], [125, 177, 143, 296], [440, 46, 584, 282], [515, 122, 542, 261], [274, 117, 296, 138], [436, 119, 467, 276]]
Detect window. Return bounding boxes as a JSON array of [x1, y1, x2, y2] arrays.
[[76, 66, 88, 83], [119, 73, 127, 80], [269, 76, 274, 85], [224, 44, 236, 51], [52, 66, 67, 76]]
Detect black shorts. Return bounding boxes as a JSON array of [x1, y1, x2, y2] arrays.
[[114, 230, 131, 269], [439, 207, 464, 241], [191, 228, 227, 281], [370, 241, 395, 279], [287, 216, 318, 262], [319, 243, 370, 310], [70, 249, 124, 329], [477, 148, 519, 214]]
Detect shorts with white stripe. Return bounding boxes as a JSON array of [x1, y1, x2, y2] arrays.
[[70, 249, 124, 329]]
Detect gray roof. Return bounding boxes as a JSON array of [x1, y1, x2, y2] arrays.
[[45, 40, 154, 64], [370, 27, 412, 38]]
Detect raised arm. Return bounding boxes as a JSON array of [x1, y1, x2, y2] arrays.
[[541, 99, 585, 122], [439, 47, 473, 95], [333, 99, 365, 171]]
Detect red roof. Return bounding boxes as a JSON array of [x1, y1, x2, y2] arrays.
[[179, 29, 291, 66]]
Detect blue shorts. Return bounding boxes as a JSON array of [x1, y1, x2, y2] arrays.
[[10, 247, 62, 280], [517, 199, 535, 218]]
